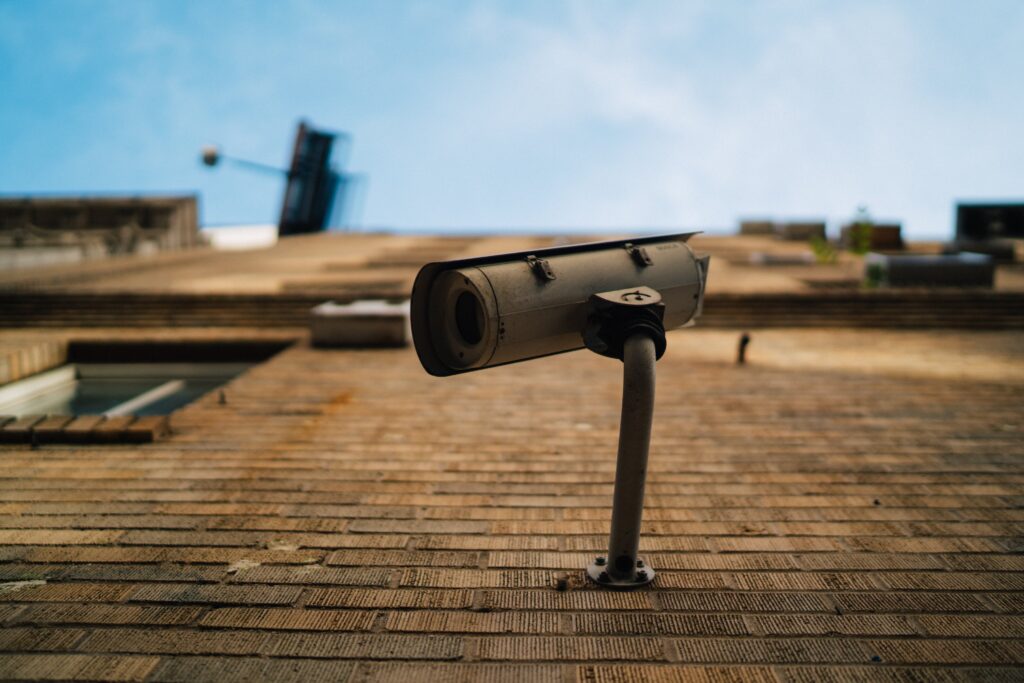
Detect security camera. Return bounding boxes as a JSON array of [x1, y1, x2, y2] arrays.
[[410, 233, 709, 377], [405, 232, 704, 589], [409, 233, 710, 591]]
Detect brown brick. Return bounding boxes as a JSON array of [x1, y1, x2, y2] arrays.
[[228, 565, 390, 586], [0, 565, 53, 581], [307, 588, 473, 610], [326, 549, 479, 567], [11, 604, 202, 627], [986, 594, 1024, 613], [483, 590, 653, 611], [0, 605, 24, 622], [660, 591, 833, 613], [486, 552, 591, 569], [752, 615, 917, 636], [349, 519, 488, 534], [386, 611, 561, 634], [78, 628, 268, 656], [917, 615, 1024, 638], [941, 555, 1024, 572], [150, 657, 356, 683], [399, 568, 552, 588], [650, 553, 797, 571], [832, 592, 995, 614], [674, 638, 866, 663], [55, 564, 223, 583], [576, 665, 777, 683], [654, 573, 731, 590], [775, 667, 990, 682], [427, 507, 558, 521], [861, 639, 1016, 664], [0, 514, 198, 531], [877, 572, 1024, 591], [129, 584, 301, 606], [574, 613, 749, 636], [475, 636, 664, 661], [0, 654, 158, 682], [296, 533, 410, 549], [847, 537, 1005, 553], [489, 521, 607, 535], [357, 663, 565, 683], [0, 583, 133, 603], [713, 537, 842, 552], [200, 608, 376, 631], [156, 503, 289, 516], [286, 504, 418, 519], [731, 572, 878, 591], [264, 632, 463, 659], [564, 536, 707, 552], [0, 529, 124, 545], [418, 535, 559, 550], [797, 553, 943, 571], [118, 530, 266, 547], [205, 516, 349, 532], [19, 546, 322, 565], [0, 627, 87, 651]]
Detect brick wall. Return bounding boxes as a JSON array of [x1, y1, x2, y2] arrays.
[[0, 330, 1022, 680]]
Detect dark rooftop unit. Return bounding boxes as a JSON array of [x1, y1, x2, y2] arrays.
[[865, 252, 995, 288], [955, 202, 1024, 241], [840, 222, 903, 251]]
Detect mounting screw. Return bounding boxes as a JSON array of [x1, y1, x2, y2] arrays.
[[636, 560, 645, 568], [595, 556, 606, 566], [598, 571, 609, 582], [636, 570, 648, 580]]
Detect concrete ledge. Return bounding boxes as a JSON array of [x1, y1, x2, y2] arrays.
[[0, 414, 170, 445]]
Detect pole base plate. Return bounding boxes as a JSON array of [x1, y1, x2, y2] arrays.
[[586, 557, 655, 590]]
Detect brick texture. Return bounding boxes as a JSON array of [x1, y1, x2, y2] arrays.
[[0, 324, 1022, 678]]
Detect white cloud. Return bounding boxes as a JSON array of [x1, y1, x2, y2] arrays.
[[369, 1, 1023, 237]]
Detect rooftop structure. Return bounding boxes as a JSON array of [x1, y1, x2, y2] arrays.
[[0, 196, 200, 272]]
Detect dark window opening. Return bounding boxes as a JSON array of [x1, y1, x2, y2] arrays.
[[0, 340, 292, 417]]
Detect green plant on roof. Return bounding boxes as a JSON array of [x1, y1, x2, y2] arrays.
[[810, 235, 837, 264], [849, 205, 874, 255]]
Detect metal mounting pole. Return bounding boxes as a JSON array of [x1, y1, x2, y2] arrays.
[[587, 332, 657, 589]]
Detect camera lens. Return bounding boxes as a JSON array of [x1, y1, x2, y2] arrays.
[[455, 291, 484, 345]]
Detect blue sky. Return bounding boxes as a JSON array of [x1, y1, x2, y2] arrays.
[[1, 0, 1021, 237]]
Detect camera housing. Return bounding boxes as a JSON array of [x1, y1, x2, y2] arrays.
[[410, 233, 709, 376]]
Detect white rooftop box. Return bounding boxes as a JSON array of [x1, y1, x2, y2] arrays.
[[310, 300, 411, 347]]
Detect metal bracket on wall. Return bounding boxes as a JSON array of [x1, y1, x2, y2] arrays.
[[583, 287, 665, 589]]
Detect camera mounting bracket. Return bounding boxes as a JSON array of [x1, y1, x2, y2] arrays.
[[583, 287, 666, 589]]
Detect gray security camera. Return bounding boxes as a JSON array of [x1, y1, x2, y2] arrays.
[[410, 233, 708, 376], [410, 233, 710, 590]]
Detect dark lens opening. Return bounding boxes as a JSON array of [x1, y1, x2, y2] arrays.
[[455, 291, 484, 345]]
